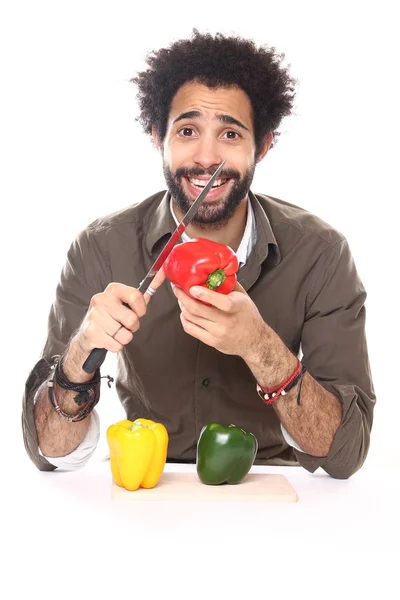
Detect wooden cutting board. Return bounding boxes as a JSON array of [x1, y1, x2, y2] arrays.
[[111, 472, 298, 502]]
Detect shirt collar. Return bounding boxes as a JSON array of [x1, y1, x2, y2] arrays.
[[169, 196, 254, 268], [146, 190, 280, 267]]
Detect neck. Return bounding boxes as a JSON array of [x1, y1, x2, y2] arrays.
[[173, 198, 248, 252]]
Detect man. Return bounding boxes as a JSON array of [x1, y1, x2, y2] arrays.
[[22, 30, 375, 478]]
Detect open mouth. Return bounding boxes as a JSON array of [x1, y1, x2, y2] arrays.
[[188, 177, 228, 189], [185, 176, 231, 197]]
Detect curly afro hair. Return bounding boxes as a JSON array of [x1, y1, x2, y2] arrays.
[[131, 30, 297, 157]]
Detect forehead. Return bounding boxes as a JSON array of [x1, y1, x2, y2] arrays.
[[168, 82, 253, 129]]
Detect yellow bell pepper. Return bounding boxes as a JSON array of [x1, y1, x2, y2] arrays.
[[106, 418, 169, 491]]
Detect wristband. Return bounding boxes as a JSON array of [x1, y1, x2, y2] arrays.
[[47, 355, 113, 422], [257, 360, 306, 405], [55, 356, 101, 405]]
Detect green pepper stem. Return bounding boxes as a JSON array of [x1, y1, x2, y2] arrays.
[[206, 269, 226, 290]]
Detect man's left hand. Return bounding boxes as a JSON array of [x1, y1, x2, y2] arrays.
[[172, 281, 266, 359]]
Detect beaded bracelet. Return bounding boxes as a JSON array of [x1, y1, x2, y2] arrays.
[[257, 361, 307, 406]]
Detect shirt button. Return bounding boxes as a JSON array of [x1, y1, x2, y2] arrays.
[[202, 378, 210, 387]]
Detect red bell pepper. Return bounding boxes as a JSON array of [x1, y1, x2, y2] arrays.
[[163, 238, 239, 296]]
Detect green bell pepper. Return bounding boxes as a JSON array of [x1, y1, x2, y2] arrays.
[[196, 422, 258, 485]]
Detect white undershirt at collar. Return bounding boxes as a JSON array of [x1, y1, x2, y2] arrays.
[[169, 197, 256, 268]]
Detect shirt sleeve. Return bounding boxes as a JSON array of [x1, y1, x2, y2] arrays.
[[22, 226, 110, 471], [294, 238, 376, 479], [38, 409, 100, 470], [280, 424, 304, 452]]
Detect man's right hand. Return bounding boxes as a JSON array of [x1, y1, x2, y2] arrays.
[[75, 268, 167, 356]]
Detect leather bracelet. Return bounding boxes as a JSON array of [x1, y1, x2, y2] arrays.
[[257, 361, 306, 405], [55, 356, 101, 406], [47, 355, 114, 421], [48, 383, 98, 422], [47, 363, 100, 422]]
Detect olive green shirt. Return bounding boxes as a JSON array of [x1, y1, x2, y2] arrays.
[[22, 191, 376, 478]]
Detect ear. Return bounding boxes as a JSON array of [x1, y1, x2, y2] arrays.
[[256, 132, 274, 163], [152, 126, 163, 153]]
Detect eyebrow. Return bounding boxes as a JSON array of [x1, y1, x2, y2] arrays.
[[172, 110, 250, 132]]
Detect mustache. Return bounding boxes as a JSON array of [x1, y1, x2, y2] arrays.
[[175, 167, 241, 180]]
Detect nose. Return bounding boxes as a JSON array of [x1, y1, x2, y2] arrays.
[[192, 136, 223, 171]]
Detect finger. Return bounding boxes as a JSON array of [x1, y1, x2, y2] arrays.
[[104, 282, 147, 317], [89, 306, 134, 347], [180, 312, 216, 347], [82, 318, 125, 354], [180, 305, 222, 336], [143, 266, 167, 305], [101, 297, 141, 333], [188, 285, 235, 313], [173, 286, 216, 321]]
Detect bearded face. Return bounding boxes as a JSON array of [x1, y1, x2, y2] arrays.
[[163, 162, 255, 228]]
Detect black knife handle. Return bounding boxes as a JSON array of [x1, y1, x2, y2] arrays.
[[82, 348, 107, 374]]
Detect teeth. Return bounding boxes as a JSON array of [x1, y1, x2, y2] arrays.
[[189, 178, 227, 188]]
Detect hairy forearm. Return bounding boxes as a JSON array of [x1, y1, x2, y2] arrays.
[[244, 324, 342, 456], [34, 336, 96, 457]]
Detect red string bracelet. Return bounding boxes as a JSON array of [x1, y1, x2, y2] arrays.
[[256, 359, 306, 405]]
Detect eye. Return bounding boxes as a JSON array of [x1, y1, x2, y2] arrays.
[[178, 127, 194, 137], [223, 130, 241, 140]]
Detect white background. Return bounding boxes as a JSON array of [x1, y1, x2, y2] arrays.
[[1, 0, 399, 470]]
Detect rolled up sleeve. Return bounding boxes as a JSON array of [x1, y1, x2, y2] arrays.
[[22, 226, 109, 471], [295, 238, 376, 479]]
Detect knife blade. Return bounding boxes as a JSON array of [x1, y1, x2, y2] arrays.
[[82, 159, 227, 373]]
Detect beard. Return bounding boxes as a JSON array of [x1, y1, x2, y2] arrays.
[[163, 161, 256, 230]]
